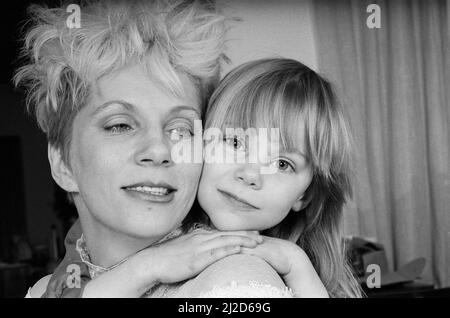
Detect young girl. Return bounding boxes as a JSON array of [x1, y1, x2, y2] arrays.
[[34, 58, 362, 298], [194, 58, 362, 298]]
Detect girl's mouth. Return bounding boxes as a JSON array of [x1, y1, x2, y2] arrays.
[[217, 189, 260, 210]]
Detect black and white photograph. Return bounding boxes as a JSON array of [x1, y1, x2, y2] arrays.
[[0, 0, 449, 302]]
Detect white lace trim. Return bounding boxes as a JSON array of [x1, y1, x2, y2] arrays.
[[197, 280, 294, 298]]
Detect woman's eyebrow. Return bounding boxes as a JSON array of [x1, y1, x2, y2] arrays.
[[168, 105, 201, 119], [93, 100, 136, 116]]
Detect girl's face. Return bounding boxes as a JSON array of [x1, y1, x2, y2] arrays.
[[62, 64, 202, 240], [198, 118, 313, 231]]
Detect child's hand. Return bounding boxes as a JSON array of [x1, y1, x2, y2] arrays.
[[240, 236, 329, 297], [240, 236, 304, 275], [83, 228, 263, 297], [137, 228, 263, 285]]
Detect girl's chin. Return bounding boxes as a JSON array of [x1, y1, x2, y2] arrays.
[[210, 217, 249, 231]]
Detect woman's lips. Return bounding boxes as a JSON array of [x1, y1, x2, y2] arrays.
[[217, 189, 259, 210], [122, 185, 177, 203]]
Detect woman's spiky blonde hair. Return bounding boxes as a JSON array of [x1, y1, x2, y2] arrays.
[[14, 0, 229, 164]]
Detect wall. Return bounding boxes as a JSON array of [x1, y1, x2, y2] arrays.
[[220, 0, 318, 74]]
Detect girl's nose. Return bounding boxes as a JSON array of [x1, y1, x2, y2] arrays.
[[134, 130, 173, 167], [233, 164, 262, 190]]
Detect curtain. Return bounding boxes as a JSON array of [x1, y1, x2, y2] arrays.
[[311, 0, 450, 287]]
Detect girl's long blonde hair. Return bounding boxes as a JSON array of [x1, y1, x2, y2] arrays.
[[203, 58, 363, 298]]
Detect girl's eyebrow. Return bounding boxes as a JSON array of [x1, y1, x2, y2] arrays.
[[93, 100, 136, 116], [294, 150, 307, 158], [280, 149, 307, 161]]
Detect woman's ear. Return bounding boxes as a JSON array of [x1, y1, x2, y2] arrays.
[[48, 145, 79, 192]]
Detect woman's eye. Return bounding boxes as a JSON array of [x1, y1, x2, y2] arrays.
[[224, 136, 245, 151], [105, 123, 132, 134], [273, 159, 295, 172], [169, 127, 193, 141]]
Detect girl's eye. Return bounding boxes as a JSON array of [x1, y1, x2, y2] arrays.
[[169, 127, 193, 141], [273, 159, 295, 172], [224, 135, 245, 151], [105, 123, 133, 134]]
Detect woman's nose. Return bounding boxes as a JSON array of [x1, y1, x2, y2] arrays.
[[233, 164, 262, 190], [134, 130, 173, 167]]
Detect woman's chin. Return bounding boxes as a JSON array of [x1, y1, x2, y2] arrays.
[[109, 219, 181, 241]]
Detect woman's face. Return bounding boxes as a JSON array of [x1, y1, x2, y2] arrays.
[[66, 64, 202, 240], [198, 122, 313, 231]]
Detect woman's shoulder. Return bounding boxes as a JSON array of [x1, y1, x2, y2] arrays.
[[26, 275, 52, 298], [177, 254, 293, 298]]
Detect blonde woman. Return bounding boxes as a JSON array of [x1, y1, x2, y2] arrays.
[[17, 0, 283, 298]]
